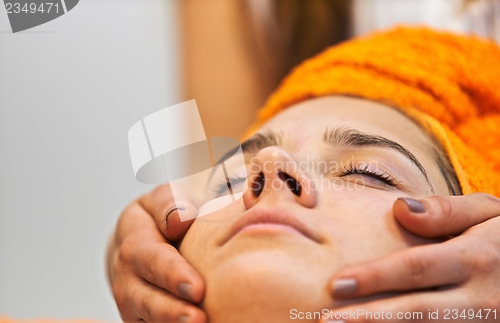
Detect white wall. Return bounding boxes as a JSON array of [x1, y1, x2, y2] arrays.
[[0, 0, 180, 320], [353, 0, 500, 43]]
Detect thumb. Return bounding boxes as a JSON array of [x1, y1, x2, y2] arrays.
[[164, 203, 198, 241], [140, 183, 200, 242], [393, 193, 500, 238]]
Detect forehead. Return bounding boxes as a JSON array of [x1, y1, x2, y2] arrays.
[[261, 96, 428, 150]]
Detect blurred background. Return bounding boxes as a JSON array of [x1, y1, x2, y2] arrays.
[[0, 0, 498, 321]]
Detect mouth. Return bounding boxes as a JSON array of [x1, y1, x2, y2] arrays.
[[220, 206, 322, 245]]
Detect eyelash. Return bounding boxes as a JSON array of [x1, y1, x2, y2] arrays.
[[211, 174, 247, 196], [210, 164, 399, 196], [340, 163, 399, 187]]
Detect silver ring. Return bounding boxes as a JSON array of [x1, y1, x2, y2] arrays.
[[165, 206, 186, 229]]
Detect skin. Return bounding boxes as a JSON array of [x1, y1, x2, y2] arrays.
[[106, 96, 500, 323], [327, 193, 500, 323], [178, 96, 451, 322]]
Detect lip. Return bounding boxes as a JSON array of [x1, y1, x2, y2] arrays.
[[221, 206, 322, 245]]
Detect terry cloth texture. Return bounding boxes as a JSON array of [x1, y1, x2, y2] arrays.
[[244, 27, 500, 196]]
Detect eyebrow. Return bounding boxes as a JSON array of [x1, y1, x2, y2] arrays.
[[241, 127, 430, 184], [208, 131, 282, 187], [323, 127, 429, 182], [241, 131, 282, 153], [210, 131, 282, 167]]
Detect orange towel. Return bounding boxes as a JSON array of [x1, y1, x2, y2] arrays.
[[244, 27, 500, 196]]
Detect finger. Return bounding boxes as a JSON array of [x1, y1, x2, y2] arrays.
[[115, 201, 158, 245], [117, 276, 206, 323], [119, 228, 205, 303], [321, 289, 471, 323], [164, 204, 198, 242], [394, 193, 500, 238], [331, 239, 472, 300], [140, 184, 200, 241], [116, 202, 204, 302]]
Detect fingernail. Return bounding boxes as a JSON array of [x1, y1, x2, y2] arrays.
[[178, 316, 190, 323], [333, 278, 358, 298], [166, 205, 185, 217], [166, 205, 186, 229], [178, 282, 193, 302], [399, 197, 426, 213]]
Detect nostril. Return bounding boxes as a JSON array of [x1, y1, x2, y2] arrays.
[[252, 172, 265, 198], [278, 171, 302, 197]]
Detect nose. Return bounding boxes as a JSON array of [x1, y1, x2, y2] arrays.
[[243, 146, 317, 209]]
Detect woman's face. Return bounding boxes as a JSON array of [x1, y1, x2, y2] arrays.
[[179, 96, 451, 323]]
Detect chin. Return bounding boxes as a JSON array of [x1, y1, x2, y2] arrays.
[[202, 250, 334, 323]]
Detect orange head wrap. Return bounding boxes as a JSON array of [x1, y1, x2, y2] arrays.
[[245, 27, 500, 196]]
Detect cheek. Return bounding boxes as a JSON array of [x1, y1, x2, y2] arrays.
[[180, 199, 246, 269], [317, 189, 419, 267]]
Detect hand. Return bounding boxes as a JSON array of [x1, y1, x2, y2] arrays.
[[321, 193, 500, 323], [106, 184, 206, 323]]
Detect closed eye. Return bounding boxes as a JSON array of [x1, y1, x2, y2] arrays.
[[210, 175, 247, 197], [339, 163, 400, 188]]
